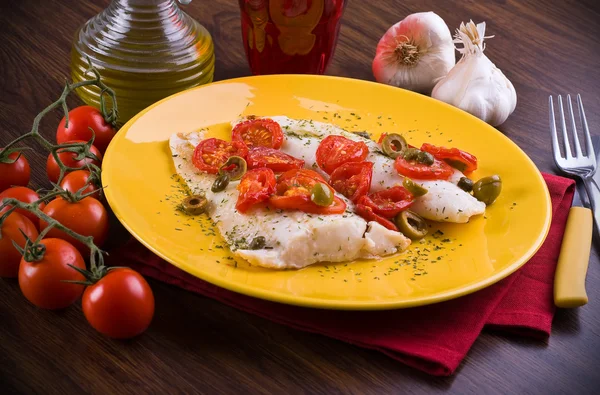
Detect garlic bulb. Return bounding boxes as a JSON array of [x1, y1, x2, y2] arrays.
[[372, 12, 455, 94], [432, 21, 517, 126]]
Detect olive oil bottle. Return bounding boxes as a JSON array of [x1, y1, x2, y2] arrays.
[[70, 0, 215, 124]]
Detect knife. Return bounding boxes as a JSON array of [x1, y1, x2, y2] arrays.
[[554, 178, 593, 308]]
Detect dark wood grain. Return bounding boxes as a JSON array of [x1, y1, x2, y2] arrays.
[[1, 0, 600, 393]]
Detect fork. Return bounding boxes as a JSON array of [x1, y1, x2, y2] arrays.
[[550, 94, 600, 232], [550, 94, 595, 308]]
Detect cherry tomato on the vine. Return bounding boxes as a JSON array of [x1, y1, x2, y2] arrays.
[[0, 151, 30, 192], [18, 238, 86, 309], [59, 170, 102, 200], [56, 105, 116, 154], [0, 186, 45, 228], [82, 268, 155, 339], [46, 141, 102, 183], [0, 211, 39, 278], [40, 196, 109, 254]]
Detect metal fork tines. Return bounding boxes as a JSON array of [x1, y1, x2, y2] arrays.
[[550, 94, 600, 233]]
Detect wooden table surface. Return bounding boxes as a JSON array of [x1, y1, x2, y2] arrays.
[[1, 0, 600, 393]]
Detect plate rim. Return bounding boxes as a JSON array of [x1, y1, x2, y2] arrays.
[[103, 74, 552, 310]]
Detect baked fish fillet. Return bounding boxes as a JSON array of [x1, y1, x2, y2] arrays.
[[170, 131, 410, 270]]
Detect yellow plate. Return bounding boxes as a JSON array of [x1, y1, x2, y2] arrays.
[[102, 75, 551, 310]]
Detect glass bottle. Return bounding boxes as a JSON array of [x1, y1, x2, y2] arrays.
[[70, 0, 215, 124]]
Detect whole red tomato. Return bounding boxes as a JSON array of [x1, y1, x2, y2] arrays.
[[0, 186, 45, 228], [18, 238, 86, 309], [0, 211, 39, 278], [56, 105, 116, 154], [83, 268, 155, 339], [0, 151, 30, 192], [59, 170, 102, 200], [46, 141, 102, 183], [40, 196, 109, 254]]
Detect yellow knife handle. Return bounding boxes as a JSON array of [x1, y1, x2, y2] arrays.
[[554, 206, 593, 308]]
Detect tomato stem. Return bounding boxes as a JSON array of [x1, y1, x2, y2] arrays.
[[0, 57, 114, 271], [1, 190, 106, 270]]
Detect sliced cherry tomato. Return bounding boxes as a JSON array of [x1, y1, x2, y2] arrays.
[[246, 147, 305, 172], [355, 203, 398, 231], [0, 212, 39, 278], [193, 138, 249, 174], [420, 143, 478, 173], [394, 156, 453, 180], [40, 196, 109, 254], [56, 105, 117, 154], [275, 168, 326, 196], [0, 151, 30, 192], [316, 135, 369, 174], [232, 118, 284, 149], [18, 238, 86, 309], [0, 187, 45, 228], [46, 140, 103, 183], [269, 169, 346, 215], [59, 170, 102, 200], [377, 133, 388, 144], [277, 168, 327, 185], [236, 168, 277, 213], [83, 268, 154, 339], [329, 161, 373, 203], [358, 186, 414, 218], [270, 194, 346, 215]]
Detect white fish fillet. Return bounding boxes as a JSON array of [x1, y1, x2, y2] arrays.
[[170, 131, 410, 270], [232, 116, 486, 223]]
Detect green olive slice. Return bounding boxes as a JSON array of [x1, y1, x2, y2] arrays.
[[402, 178, 428, 197], [381, 133, 408, 158], [249, 236, 266, 250], [445, 159, 467, 172], [351, 131, 371, 139], [310, 182, 334, 206], [182, 194, 208, 215], [218, 156, 247, 181], [395, 210, 428, 240], [472, 175, 502, 205], [211, 173, 230, 193], [457, 177, 474, 192]]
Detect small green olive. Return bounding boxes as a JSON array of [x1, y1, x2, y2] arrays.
[[402, 178, 428, 197], [211, 174, 230, 193], [219, 156, 247, 181], [472, 175, 502, 205], [457, 177, 474, 192], [402, 148, 422, 161], [416, 151, 434, 165], [381, 133, 408, 159], [182, 195, 208, 215], [310, 182, 334, 206], [395, 210, 428, 240], [351, 131, 371, 139], [249, 236, 266, 250]]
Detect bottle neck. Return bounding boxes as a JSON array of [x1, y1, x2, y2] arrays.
[[109, 0, 178, 8]]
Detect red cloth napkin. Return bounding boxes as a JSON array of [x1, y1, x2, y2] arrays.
[[109, 173, 574, 376]]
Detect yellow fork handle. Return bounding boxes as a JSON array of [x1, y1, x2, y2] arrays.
[[554, 206, 592, 308]]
